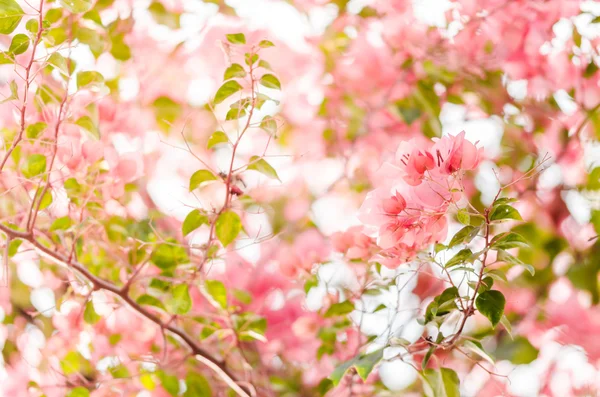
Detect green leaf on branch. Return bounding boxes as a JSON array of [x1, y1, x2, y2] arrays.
[[475, 290, 505, 327], [60, 0, 93, 13], [150, 240, 189, 270], [215, 211, 242, 247], [214, 80, 243, 104], [168, 284, 192, 314], [207, 131, 229, 149], [324, 301, 354, 317], [184, 373, 212, 397], [463, 340, 494, 365], [223, 63, 246, 80], [457, 209, 470, 225], [247, 156, 280, 181], [421, 367, 460, 397], [490, 205, 522, 222], [67, 387, 90, 397], [226, 33, 246, 44], [136, 294, 166, 310], [77, 71, 104, 90], [189, 170, 217, 191], [9, 33, 29, 55], [260, 117, 277, 135], [259, 74, 281, 90], [490, 232, 529, 250], [496, 335, 538, 364], [497, 250, 535, 276], [48, 53, 69, 75], [448, 225, 480, 248], [21, 154, 46, 178], [0, 0, 24, 34], [424, 287, 458, 324], [26, 122, 47, 139], [76, 115, 100, 140], [329, 349, 384, 386], [83, 300, 101, 324], [444, 248, 473, 268], [182, 209, 208, 236], [205, 280, 227, 309], [259, 40, 275, 48]]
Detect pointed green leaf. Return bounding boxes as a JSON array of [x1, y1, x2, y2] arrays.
[[226, 33, 246, 45], [59, 0, 93, 13], [21, 154, 46, 178], [215, 210, 241, 247], [182, 209, 208, 236], [259, 40, 274, 48], [205, 280, 227, 309], [207, 131, 229, 149], [168, 284, 191, 314], [490, 205, 522, 222], [259, 74, 281, 90], [75, 115, 100, 139], [421, 367, 460, 397], [247, 156, 280, 181], [184, 373, 212, 397], [136, 294, 166, 310], [223, 63, 246, 80], [0, 0, 24, 34], [26, 122, 47, 139], [464, 340, 494, 365], [214, 80, 243, 104], [83, 300, 101, 324], [189, 170, 217, 191], [475, 290, 505, 327], [9, 33, 29, 55]]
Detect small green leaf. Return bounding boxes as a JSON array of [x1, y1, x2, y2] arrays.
[[9, 33, 29, 55], [26, 122, 47, 139], [189, 170, 217, 191], [444, 248, 473, 268], [215, 210, 242, 247], [490, 205, 522, 222], [109, 364, 130, 379], [497, 250, 535, 276], [259, 40, 275, 48], [136, 294, 166, 310], [463, 340, 494, 365], [421, 367, 460, 397], [496, 336, 538, 364], [247, 156, 280, 181], [226, 33, 246, 44], [184, 373, 212, 397], [48, 52, 69, 75], [77, 70, 104, 89], [457, 209, 470, 225], [21, 154, 46, 178], [150, 240, 189, 269], [75, 115, 100, 139], [158, 371, 180, 397], [259, 74, 281, 90], [490, 232, 528, 250], [182, 209, 208, 236], [50, 216, 71, 231], [59, 0, 93, 13], [329, 349, 384, 386], [448, 225, 480, 248], [38, 190, 52, 210], [260, 117, 277, 135], [83, 300, 101, 324], [475, 290, 505, 327], [67, 387, 90, 397], [214, 80, 243, 104], [0, 0, 24, 35], [207, 131, 229, 149], [82, 9, 102, 24], [205, 280, 227, 309], [324, 301, 354, 317], [168, 284, 192, 314], [223, 63, 246, 80]]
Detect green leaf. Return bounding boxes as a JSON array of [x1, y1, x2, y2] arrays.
[[109, 364, 130, 379], [500, 315, 513, 339], [497, 250, 535, 276], [207, 131, 229, 149], [168, 284, 192, 314], [329, 349, 384, 386], [244, 52, 258, 66], [136, 294, 166, 310], [21, 154, 46, 178], [584, 62, 599, 79], [260, 117, 277, 135], [226, 33, 246, 45], [457, 209, 470, 225], [75, 115, 100, 139], [48, 52, 69, 75], [152, 96, 181, 130], [67, 387, 90, 397], [259, 39, 275, 48], [215, 210, 242, 247], [0, 0, 24, 35], [77, 71, 104, 89], [205, 280, 227, 309], [158, 371, 180, 397], [83, 300, 101, 324], [182, 209, 208, 236], [475, 290, 505, 327], [184, 373, 212, 397], [26, 122, 47, 139], [83, 9, 102, 24], [50, 216, 71, 232], [424, 287, 458, 323], [110, 34, 131, 61], [421, 367, 460, 397], [150, 240, 189, 269], [223, 63, 246, 80], [148, 1, 180, 29], [259, 74, 281, 90], [214, 80, 243, 104], [444, 248, 473, 268], [463, 340, 494, 365], [324, 301, 354, 317], [490, 232, 528, 250], [495, 336, 538, 364], [38, 190, 52, 210], [448, 225, 480, 248], [9, 33, 29, 55], [59, 0, 93, 13], [247, 156, 280, 181], [189, 170, 217, 191], [490, 205, 522, 222], [25, 18, 38, 34]]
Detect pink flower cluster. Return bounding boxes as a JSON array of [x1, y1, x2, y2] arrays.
[[359, 132, 483, 268]]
